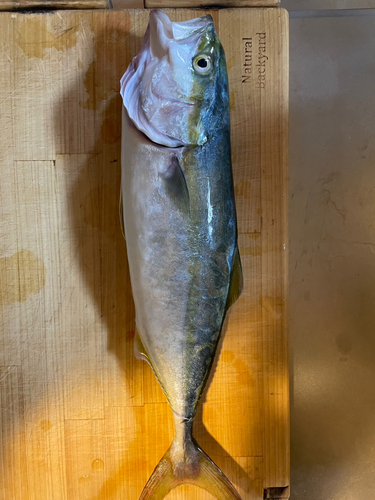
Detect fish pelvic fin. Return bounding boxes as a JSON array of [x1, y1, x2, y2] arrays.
[[139, 416, 242, 500], [119, 190, 126, 241]]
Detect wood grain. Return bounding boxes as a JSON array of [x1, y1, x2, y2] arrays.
[[146, 0, 280, 8], [0, 9, 289, 500], [0, 0, 109, 9], [111, 0, 144, 9], [0, 0, 280, 10]]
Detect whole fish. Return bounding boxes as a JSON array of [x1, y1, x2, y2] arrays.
[[120, 10, 243, 499]]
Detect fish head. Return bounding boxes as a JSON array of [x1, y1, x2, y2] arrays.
[[121, 10, 228, 148]]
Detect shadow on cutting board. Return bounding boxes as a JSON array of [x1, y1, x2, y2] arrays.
[[55, 18, 252, 499]]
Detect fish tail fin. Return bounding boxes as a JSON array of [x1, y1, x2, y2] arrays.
[[138, 448, 175, 500], [139, 417, 242, 500]]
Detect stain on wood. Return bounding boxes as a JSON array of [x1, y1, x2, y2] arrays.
[[0, 250, 46, 305], [17, 17, 80, 59], [81, 14, 132, 112]]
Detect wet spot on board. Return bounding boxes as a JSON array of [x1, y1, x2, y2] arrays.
[[221, 350, 235, 364], [101, 96, 122, 145], [40, 420, 52, 432], [240, 245, 262, 257], [221, 351, 252, 385], [0, 249, 46, 305], [17, 17, 79, 59], [232, 358, 252, 385], [90, 457, 139, 500], [229, 89, 236, 110], [82, 184, 118, 241], [92, 458, 105, 472], [78, 474, 91, 483], [259, 296, 284, 319], [88, 408, 158, 500], [82, 59, 111, 111], [81, 13, 132, 111], [126, 330, 135, 341], [235, 180, 252, 200], [226, 55, 236, 72], [240, 234, 281, 257]]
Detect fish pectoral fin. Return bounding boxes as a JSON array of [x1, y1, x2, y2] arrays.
[[119, 190, 126, 240], [225, 247, 243, 312], [162, 156, 190, 214]]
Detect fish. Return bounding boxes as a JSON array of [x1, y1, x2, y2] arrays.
[[120, 10, 243, 500]]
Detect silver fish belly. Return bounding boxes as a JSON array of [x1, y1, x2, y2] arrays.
[[120, 10, 243, 499]]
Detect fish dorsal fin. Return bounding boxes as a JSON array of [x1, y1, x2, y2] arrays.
[[119, 191, 126, 240], [162, 156, 190, 214], [225, 247, 243, 312]]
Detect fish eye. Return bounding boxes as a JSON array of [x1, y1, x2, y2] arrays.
[[193, 55, 212, 75]]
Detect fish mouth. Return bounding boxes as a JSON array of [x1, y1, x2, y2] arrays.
[[149, 9, 214, 47], [149, 9, 213, 32], [151, 94, 196, 107]]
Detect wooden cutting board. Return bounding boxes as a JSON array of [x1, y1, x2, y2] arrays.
[[0, 8, 289, 500], [0, 0, 280, 10]]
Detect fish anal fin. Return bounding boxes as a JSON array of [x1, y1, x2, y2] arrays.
[[139, 440, 242, 500], [134, 329, 151, 364], [226, 247, 243, 312], [134, 330, 175, 409], [119, 190, 126, 240]]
